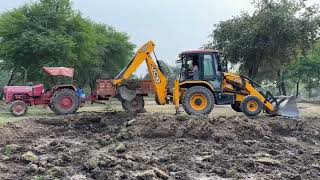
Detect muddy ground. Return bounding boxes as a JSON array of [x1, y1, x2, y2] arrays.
[[0, 112, 319, 180]]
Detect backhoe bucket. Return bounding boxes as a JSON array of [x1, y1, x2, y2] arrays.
[[118, 86, 136, 101], [276, 96, 299, 117]]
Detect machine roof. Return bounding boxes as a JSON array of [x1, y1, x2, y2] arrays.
[[42, 67, 74, 77], [180, 49, 219, 55]]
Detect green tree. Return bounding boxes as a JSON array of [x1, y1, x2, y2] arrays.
[[0, 0, 134, 94], [288, 43, 320, 98], [206, 0, 320, 95]]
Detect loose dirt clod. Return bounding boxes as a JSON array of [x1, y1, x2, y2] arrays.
[[255, 157, 281, 166], [115, 143, 126, 153], [21, 151, 38, 162], [0, 112, 319, 179], [153, 167, 170, 179], [135, 170, 156, 180]]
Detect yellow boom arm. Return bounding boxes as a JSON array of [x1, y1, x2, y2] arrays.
[[113, 41, 168, 105]]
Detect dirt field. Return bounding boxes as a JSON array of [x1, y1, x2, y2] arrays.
[[0, 102, 319, 179]]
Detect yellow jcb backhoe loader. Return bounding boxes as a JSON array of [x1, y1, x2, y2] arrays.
[[113, 41, 299, 117]]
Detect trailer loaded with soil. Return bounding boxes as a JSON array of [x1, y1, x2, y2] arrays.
[[3, 67, 154, 116]]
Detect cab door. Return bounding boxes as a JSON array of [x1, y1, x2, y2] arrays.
[[200, 53, 222, 90]]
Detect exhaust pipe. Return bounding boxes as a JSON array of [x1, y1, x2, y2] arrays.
[[275, 96, 299, 118]]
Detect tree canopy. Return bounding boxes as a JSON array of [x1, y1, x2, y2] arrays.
[[206, 0, 320, 95], [288, 42, 320, 98], [0, 0, 134, 91]]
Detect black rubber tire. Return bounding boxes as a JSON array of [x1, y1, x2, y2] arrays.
[[51, 89, 80, 115], [182, 86, 214, 115], [10, 100, 28, 117], [240, 95, 263, 117], [121, 95, 145, 113], [231, 103, 242, 112]]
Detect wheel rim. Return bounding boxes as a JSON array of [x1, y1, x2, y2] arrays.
[[190, 93, 207, 111], [13, 104, 24, 113], [59, 96, 73, 109], [247, 100, 258, 112]]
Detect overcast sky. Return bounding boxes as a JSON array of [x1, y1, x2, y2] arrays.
[[0, 0, 317, 76]]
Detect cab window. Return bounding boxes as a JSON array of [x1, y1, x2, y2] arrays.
[[202, 54, 216, 80]]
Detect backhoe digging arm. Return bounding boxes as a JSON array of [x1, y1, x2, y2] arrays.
[[113, 41, 168, 105]]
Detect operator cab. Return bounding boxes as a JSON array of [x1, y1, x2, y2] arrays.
[[178, 49, 224, 90]]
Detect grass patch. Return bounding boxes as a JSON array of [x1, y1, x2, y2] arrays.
[[0, 101, 319, 125], [0, 103, 110, 125], [0, 105, 56, 125]]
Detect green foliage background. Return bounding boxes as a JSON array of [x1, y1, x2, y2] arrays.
[[0, 0, 135, 92], [206, 0, 320, 97]]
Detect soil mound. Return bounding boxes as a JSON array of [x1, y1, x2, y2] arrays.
[[0, 112, 319, 179]]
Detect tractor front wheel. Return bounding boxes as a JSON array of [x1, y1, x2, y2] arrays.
[[51, 89, 80, 115], [11, 100, 28, 116], [182, 86, 214, 115], [240, 96, 263, 117]]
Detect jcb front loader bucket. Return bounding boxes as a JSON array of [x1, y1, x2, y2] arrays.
[[276, 96, 299, 118]]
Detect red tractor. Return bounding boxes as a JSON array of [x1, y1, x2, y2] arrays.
[[3, 67, 81, 116]]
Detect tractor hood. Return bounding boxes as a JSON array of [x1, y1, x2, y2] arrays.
[[3, 84, 44, 103], [42, 67, 74, 77]]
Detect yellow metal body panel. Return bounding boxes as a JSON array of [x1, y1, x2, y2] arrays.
[[112, 41, 167, 105], [145, 56, 167, 105], [222, 72, 275, 112], [235, 94, 246, 102], [179, 81, 214, 91], [173, 80, 180, 109]]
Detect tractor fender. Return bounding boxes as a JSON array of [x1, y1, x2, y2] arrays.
[[52, 85, 77, 93], [179, 81, 215, 92]]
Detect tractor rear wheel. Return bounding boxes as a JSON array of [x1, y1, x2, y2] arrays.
[[121, 95, 145, 113], [11, 100, 28, 116], [240, 95, 262, 117], [231, 103, 242, 112], [182, 86, 214, 115], [51, 89, 80, 115]]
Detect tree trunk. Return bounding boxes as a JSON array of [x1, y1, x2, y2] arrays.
[[277, 84, 282, 95], [308, 85, 312, 99], [308, 88, 312, 99], [281, 82, 287, 96], [248, 64, 259, 80], [276, 70, 286, 96], [89, 79, 95, 95], [89, 79, 97, 104], [295, 80, 300, 98]]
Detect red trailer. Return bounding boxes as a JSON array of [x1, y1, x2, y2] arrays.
[[95, 79, 154, 100]]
